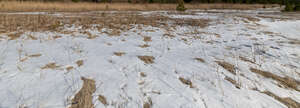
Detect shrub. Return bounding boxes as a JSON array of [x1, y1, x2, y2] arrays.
[[176, 0, 186, 11], [285, 1, 294, 11]]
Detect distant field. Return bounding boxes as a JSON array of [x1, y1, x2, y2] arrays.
[[0, 8, 299, 108], [0, 1, 280, 12]]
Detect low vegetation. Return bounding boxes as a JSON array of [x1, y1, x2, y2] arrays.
[[138, 56, 155, 64], [71, 77, 96, 108]]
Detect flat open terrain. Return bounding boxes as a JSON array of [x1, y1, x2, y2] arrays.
[[0, 7, 300, 108]]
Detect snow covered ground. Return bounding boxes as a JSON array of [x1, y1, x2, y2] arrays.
[[0, 9, 299, 108]]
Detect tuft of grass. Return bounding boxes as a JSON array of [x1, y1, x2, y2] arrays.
[[194, 58, 205, 63], [216, 61, 236, 75], [71, 77, 96, 108], [262, 91, 300, 108], [138, 56, 155, 64], [28, 53, 42, 58], [143, 36, 152, 42], [113, 52, 125, 56], [224, 76, 240, 89], [143, 102, 151, 108], [76, 60, 84, 67], [140, 72, 147, 77], [179, 77, 193, 88], [66, 66, 74, 72], [239, 56, 255, 64], [98, 95, 108, 106], [41, 63, 60, 70], [8, 32, 22, 40], [139, 44, 150, 48], [250, 68, 300, 91]]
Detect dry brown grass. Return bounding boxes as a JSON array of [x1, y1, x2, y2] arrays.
[[138, 56, 155, 64], [114, 52, 126, 56], [71, 77, 96, 108], [0, 12, 210, 35], [143, 36, 152, 42], [224, 76, 240, 89], [140, 72, 147, 77], [41, 62, 60, 70], [0, 2, 279, 12], [288, 40, 300, 45], [194, 57, 205, 63], [76, 60, 84, 67], [139, 44, 150, 48], [238, 15, 260, 22], [143, 102, 151, 108], [239, 56, 255, 64], [7, 32, 23, 40], [216, 61, 236, 75], [28, 53, 42, 57], [66, 66, 74, 71], [98, 95, 108, 106], [262, 91, 300, 108], [179, 77, 193, 88], [250, 68, 300, 91]]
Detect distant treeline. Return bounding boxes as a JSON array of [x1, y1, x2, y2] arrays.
[[6, 0, 297, 4]]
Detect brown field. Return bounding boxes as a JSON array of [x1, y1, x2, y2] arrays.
[[0, 1, 280, 12]]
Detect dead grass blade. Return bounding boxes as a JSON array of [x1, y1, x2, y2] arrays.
[[195, 58, 205, 63], [216, 61, 236, 75], [113, 52, 125, 56], [98, 95, 108, 106], [224, 76, 240, 89], [41, 62, 60, 70], [76, 60, 84, 67], [179, 77, 193, 88]]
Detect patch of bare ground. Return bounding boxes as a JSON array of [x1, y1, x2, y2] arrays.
[[98, 95, 108, 106], [224, 76, 240, 89], [262, 91, 300, 108], [41, 62, 60, 70], [239, 56, 255, 64], [179, 77, 193, 88], [250, 68, 300, 91], [76, 60, 84, 67], [216, 61, 236, 75], [113, 52, 125, 56], [138, 56, 155, 64], [194, 57, 205, 63], [71, 77, 96, 108]]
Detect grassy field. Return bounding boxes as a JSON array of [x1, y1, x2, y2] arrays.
[[0, 1, 280, 12]]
